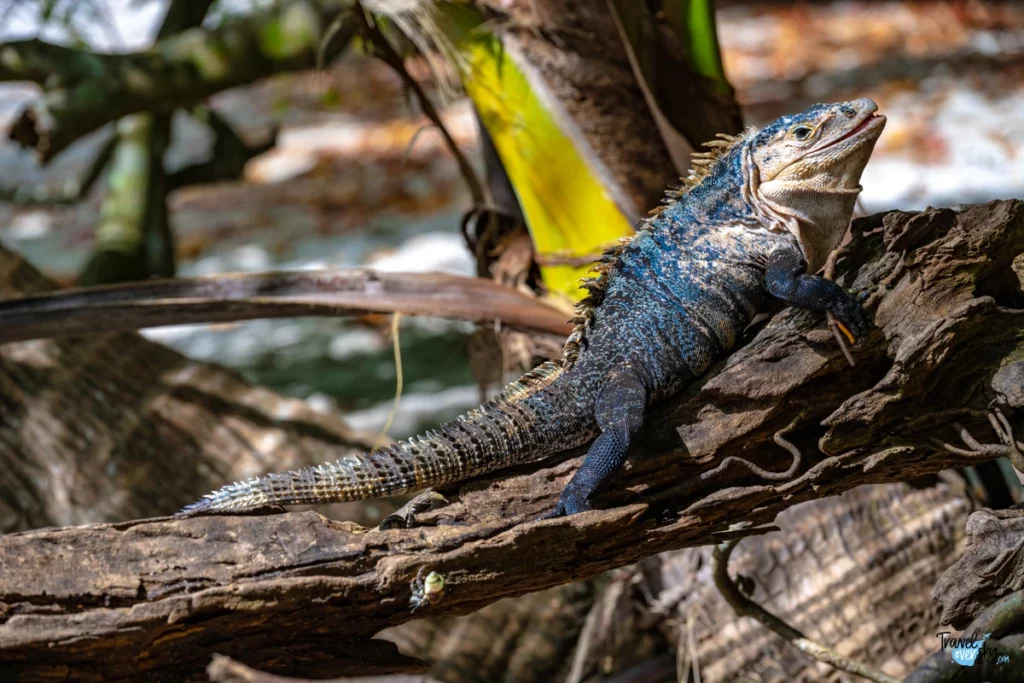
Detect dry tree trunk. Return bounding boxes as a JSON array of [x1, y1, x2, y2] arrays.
[[492, 0, 677, 216], [0, 200, 1020, 682], [642, 481, 972, 682], [473, 0, 741, 217]]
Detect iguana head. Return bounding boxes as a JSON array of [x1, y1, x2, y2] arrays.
[[746, 98, 886, 271]]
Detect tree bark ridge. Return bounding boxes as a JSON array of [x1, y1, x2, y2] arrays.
[[0, 201, 1021, 681]]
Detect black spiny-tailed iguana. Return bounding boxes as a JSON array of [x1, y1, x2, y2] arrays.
[[184, 99, 886, 519]]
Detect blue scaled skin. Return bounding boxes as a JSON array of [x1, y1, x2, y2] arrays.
[[543, 99, 884, 516], [183, 100, 885, 520]]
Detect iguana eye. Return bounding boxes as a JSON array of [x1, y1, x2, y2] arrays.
[[791, 125, 813, 141]]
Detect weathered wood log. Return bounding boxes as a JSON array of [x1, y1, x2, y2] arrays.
[[932, 507, 1024, 630], [0, 201, 1021, 682]]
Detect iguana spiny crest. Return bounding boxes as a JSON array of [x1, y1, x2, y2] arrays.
[[183, 100, 883, 520], [563, 99, 884, 369]]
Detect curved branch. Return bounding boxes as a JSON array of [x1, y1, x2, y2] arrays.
[[2, 0, 356, 160], [904, 590, 1024, 683], [0, 269, 573, 343]]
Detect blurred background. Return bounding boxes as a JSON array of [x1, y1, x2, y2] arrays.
[[1, 1, 1023, 681], [3, 0, 1022, 447]]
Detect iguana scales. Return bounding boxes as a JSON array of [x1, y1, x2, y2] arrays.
[[183, 99, 885, 518]]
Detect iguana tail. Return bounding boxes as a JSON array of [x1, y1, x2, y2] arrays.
[[180, 361, 581, 513]]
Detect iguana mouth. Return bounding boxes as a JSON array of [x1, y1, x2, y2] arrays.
[[813, 113, 885, 155]]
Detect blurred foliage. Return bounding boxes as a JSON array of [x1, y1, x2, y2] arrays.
[[433, 3, 637, 300], [78, 113, 173, 285], [674, 0, 729, 91], [0, 0, 115, 46]]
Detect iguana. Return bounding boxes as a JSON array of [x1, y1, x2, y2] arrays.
[[183, 99, 885, 519]]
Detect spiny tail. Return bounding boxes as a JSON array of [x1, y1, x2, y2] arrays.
[[180, 362, 568, 513]]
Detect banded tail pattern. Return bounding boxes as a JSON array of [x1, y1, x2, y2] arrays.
[[181, 362, 569, 513]]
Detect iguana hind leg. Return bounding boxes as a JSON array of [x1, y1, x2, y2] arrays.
[[379, 488, 451, 530], [543, 369, 646, 518]]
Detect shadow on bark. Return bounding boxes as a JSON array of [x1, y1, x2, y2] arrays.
[[0, 200, 1021, 681]]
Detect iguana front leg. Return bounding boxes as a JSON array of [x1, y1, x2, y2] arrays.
[[543, 368, 647, 518], [765, 245, 868, 342]]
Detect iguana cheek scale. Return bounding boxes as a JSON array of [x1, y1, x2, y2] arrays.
[[183, 99, 885, 519]]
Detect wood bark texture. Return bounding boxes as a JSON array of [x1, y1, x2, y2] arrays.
[[933, 507, 1024, 630], [0, 201, 1022, 681], [642, 481, 971, 682]]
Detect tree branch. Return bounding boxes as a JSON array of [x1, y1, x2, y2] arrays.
[[0, 241, 380, 533], [931, 507, 1024, 630], [1, 0, 355, 160], [0, 269, 574, 343], [0, 201, 1022, 681]]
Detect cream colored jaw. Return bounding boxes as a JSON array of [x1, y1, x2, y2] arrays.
[[810, 114, 885, 157]]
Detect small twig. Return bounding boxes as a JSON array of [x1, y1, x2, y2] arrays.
[[646, 416, 805, 507], [989, 409, 1024, 472], [534, 250, 607, 268], [824, 248, 856, 368], [928, 409, 1024, 472], [712, 539, 900, 683], [317, 8, 352, 74], [356, 6, 486, 207], [376, 312, 404, 449], [357, 5, 509, 278], [687, 609, 701, 683], [827, 315, 857, 367]]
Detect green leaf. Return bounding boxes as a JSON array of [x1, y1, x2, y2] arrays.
[[432, 3, 636, 301]]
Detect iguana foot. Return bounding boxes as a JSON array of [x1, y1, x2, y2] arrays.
[[379, 489, 450, 530], [536, 490, 591, 520], [829, 289, 869, 344], [766, 245, 871, 344]]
